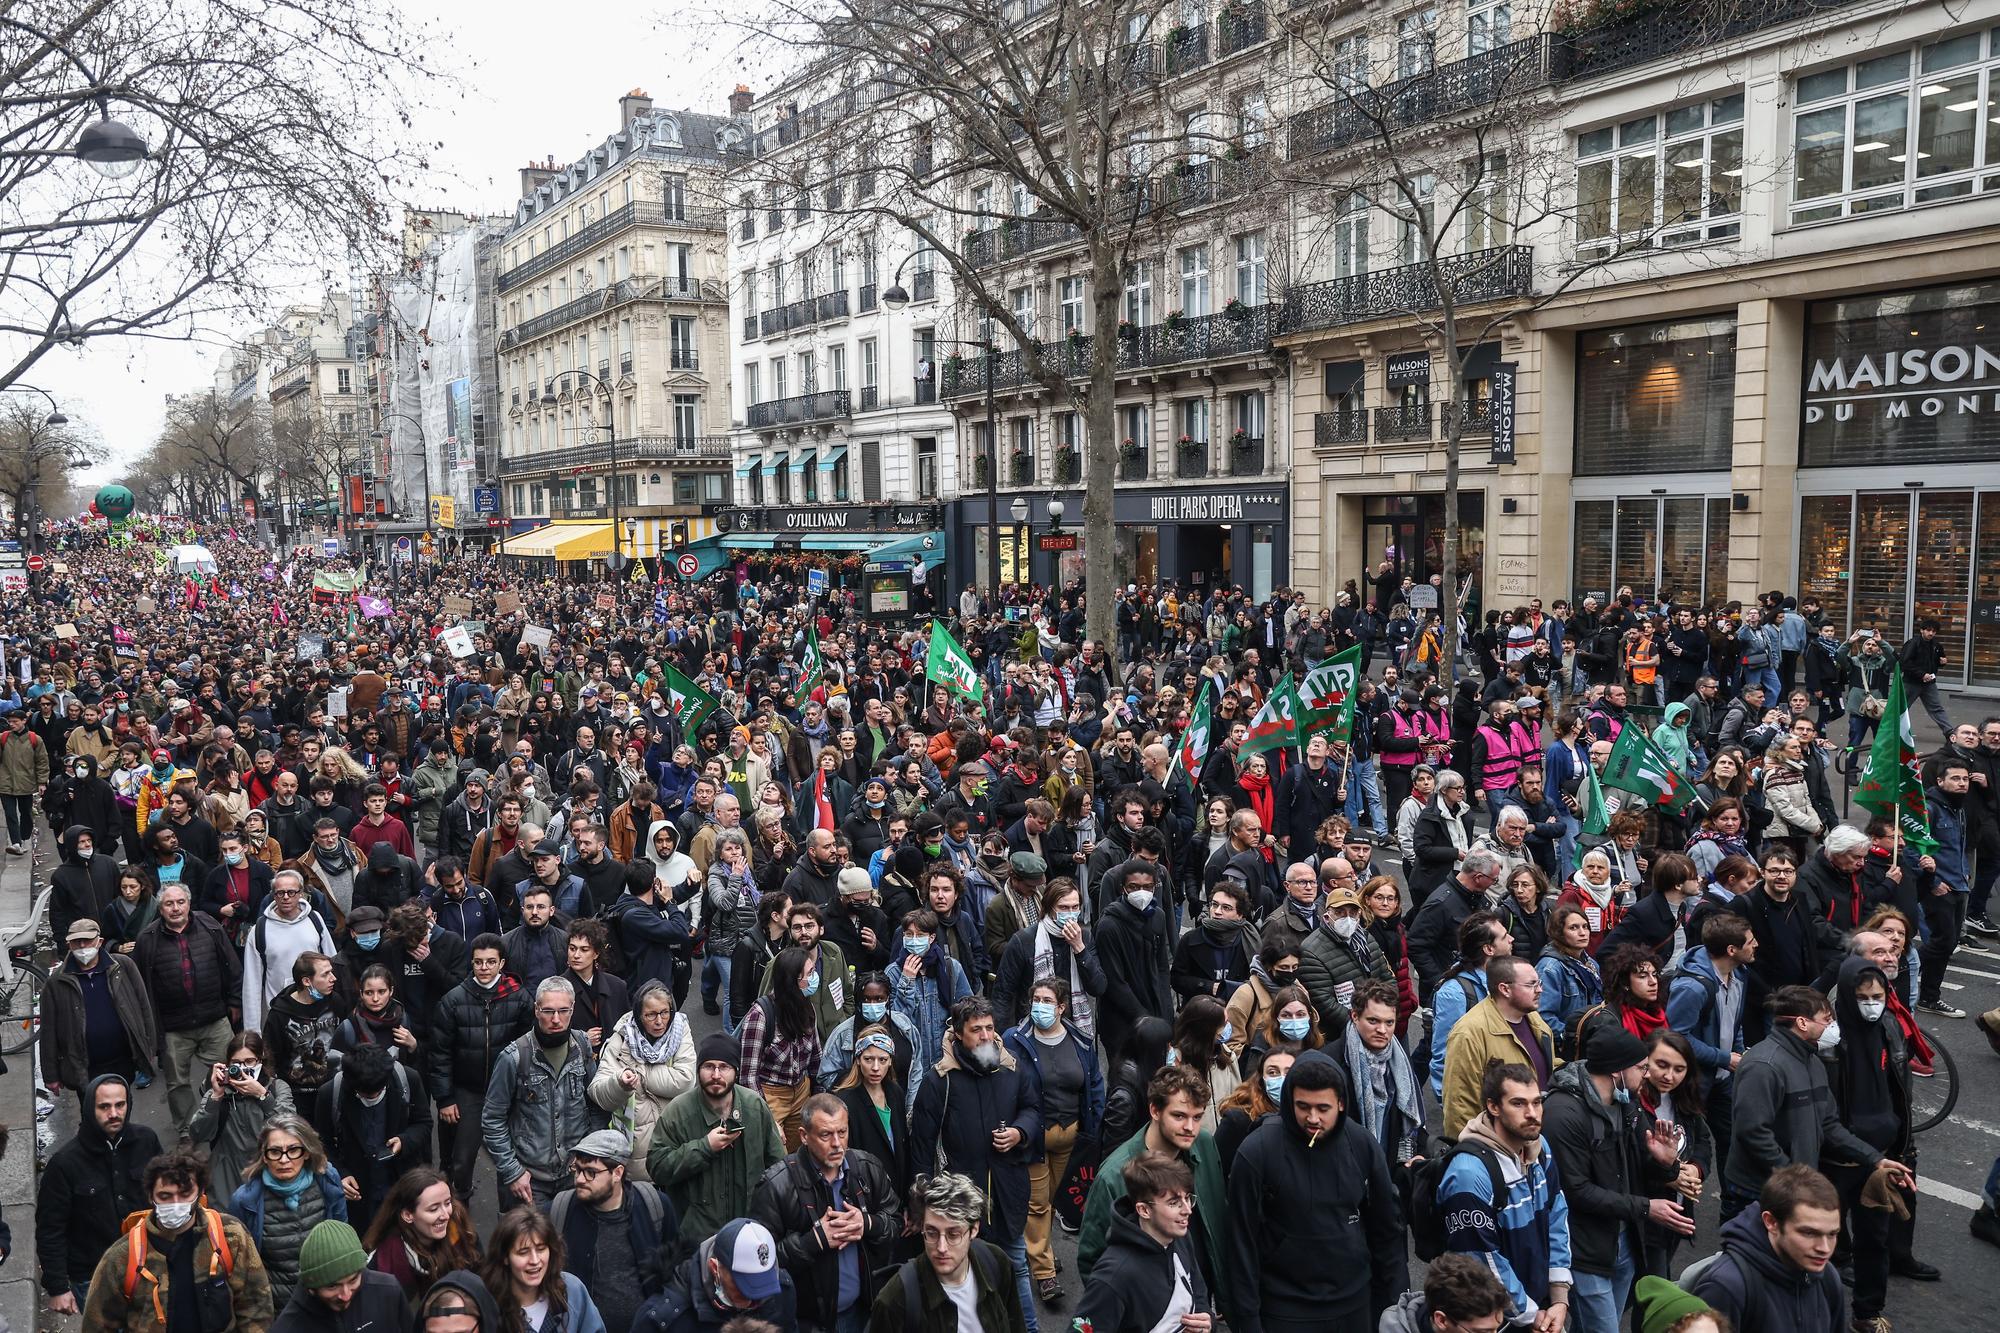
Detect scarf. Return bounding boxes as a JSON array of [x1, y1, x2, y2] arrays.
[[1621, 1002, 1668, 1041], [614, 1007, 691, 1066], [1343, 1010, 1420, 1151], [315, 838, 354, 875], [1237, 767, 1274, 836], [261, 1168, 316, 1210], [812, 770, 835, 832], [1885, 990, 1936, 1064], [1032, 920, 1094, 1038]]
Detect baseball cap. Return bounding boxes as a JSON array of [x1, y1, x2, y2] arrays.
[[715, 1218, 781, 1300], [531, 839, 563, 860], [65, 918, 102, 942], [1324, 886, 1363, 911]]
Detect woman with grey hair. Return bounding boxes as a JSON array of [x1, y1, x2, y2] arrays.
[[227, 1111, 349, 1309]]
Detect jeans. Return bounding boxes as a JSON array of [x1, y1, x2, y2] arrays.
[[1344, 757, 1388, 838], [1569, 1230, 1636, 1333], [1919, 890, 1967, 1005], [1721, 1182, 1759, 1224], [1707, 1074, 1735, 1195], [1004, 1232, 1038, 1333], [1747, 665, 1782, 701], [1847, 710, 1880, 756], [0, 792, 31, 845], [705, 952, 732, 1022], [1914, 677, 1952, 732], [164, 1017, 234, 1135]]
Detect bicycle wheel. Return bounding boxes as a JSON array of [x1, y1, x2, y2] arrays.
[[1910, 1033, 1959, 1133], [0, 956, 47, 1056]]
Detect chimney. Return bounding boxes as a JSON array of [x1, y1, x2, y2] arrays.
[[729, 84, 754, 115], [621, 88, 654, 131], [519, 158, 559, 197]]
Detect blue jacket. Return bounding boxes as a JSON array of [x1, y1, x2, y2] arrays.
[[228, 1166, 349, 1244], [1430, 969, 1489, 1097], [515, 873, 588, 918], [610, 890, 692, 994], [1003, 1018, 1107, 1146], [890, 946, 973, 1069], [1665, 946, 1744, 1076], [1926, 789, 1969, 892], [1439, 1131, 1573, 1325], [1534, 947, 1602, 1049], [428, 885, 501, 941]]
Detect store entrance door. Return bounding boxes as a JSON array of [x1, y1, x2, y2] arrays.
[[1364, 514, 1423, 597]]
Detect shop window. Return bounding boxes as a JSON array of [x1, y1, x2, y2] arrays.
[[1613, 498, 1660, 600], [1791, 31, 2000, 225], [1577, 94, 1743, 257], [1576, 318, 1736, 475], [1578, 495, 1728, 605], [1915, 489, 1974, 662], [1971, 494, 2000, 686], [1572, 500, 1614, 602], [1704, 497, 1731, 608], [1853, 492, 1912, 641]]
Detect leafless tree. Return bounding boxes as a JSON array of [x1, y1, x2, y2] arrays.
[[0, 396, 98, 542]]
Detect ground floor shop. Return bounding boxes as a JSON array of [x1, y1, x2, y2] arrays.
[[950, 482, 1289, 600]]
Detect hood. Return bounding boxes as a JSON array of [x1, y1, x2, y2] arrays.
[[644, 818, 682, 869], [1662, 702, 1691, 728], [1548, 1058, 1611, 1123], [1105, 1193, 1175, 1257], [1835, 953, 1892, 1031], [1277, 1048, 1351, 1144], [59, 824, 95, 865], [1717, 1205, 1821, 1291], [425, 1270, 502, 1329], [78, 1073, 132, 1148], [934, 1032, 1019, 1077], [367, 841, 399, 872], [1378, 1289, 1433, 1333], [67, 754, 101, 780], [1460, 1109, 1543, 1166]]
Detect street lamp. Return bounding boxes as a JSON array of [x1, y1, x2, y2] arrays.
[[541, 369, 622, 571], [1, 18, 151, 179], [371, 411, 432, 539], [3, 386, 70, 556]]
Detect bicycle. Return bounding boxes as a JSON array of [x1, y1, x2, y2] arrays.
[[0, 886, 51, 1056], [1909, 1029, 1959, 1134]]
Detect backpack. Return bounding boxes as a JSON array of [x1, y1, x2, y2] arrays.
[[898, 1244, 1003, 1328], [1408, 1139, 1508, 1262], [1663, 961, 1720, 1039], [549, 1178, 667, 1235], [122, 1206, 234, 1303], [254, 908, 329, 960]]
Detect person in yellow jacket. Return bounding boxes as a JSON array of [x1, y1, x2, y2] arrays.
[[82, 1147, 274, 1332], [1439, 956, 1561, 1139], [131, 749, 195, 854]]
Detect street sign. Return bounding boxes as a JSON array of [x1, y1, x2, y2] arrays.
[[321, 538, 339, 558], [676, 552, 700, 578], [26, 555, 45, 572], [1038, 532, 1078, 552], [807, 568, 828, 596], [395, 537, 413, 557]]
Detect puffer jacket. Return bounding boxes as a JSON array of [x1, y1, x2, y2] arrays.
[[586, 1010, 697, 1165], [408, 754, 458, 850], [481, 1028, 606, 1188], [750, 1145, 903, 1332], [1297, 917, 1395, 1031], [426, 974, 532, 1100]]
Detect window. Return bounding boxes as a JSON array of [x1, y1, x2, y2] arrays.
[[670, 316, 696, 369], [830, 345, 847, 391], [1121, 404, 1149, 452], [772, 357, 787, 399], [1333, 193, 1368, 278], [1575, 317, 1737, 475], [511, 484, 525, 514], [1011, 286, 1036, 343], [915, 437, 938, 499], [1468, 0, 1510, 55], [1333, 33, 1369, 91], [672, 394, 698, 441], [1234, 390, 1267, 439], [1059, 277, 1087, 334], [1182, 108, 1212, 166], [1010, 416, 1034, 465], [336, 412, 354, 434], [860, 338, 878, 389], [1238, 90, 1270, 149], [662, 173, 686, 221], [1397, 8, 1438, 78], [674, 474, 700, 505], [1180, 397, 1211, 443], [1396, 174, 1436, 264], [1122, 131, 1152, 178], [972, 183, 994, 221], [743, 363, 759, 408], [1791, 32, 2000, 223], [767, 261, 785, 308], [336, 368, 352, 394], [532, 483, 546, 515], [861, 439, 884, 502], [1178, 245, 1212, 316], [1058, 412, 1081, 453], [1124, 260, 1156, 326], [1579, 94, 1743, 256], [1463, 151, 1511, 250], [579, 478, 599, 509], [830, 245, 847, 294], [797, 351, 815, 393], [860, 239, 878, 289], [1235, 233, 1268, 304]]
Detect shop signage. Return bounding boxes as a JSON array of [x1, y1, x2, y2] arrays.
[[1801, 289, 2000, 466], [723, 504, 943, 533], [1038, 532, 1078, 551], [964, 488, 1285, 525], [1489, 361, 1518, 465], [1386, 351, 1433, 387], [1146, 490, 1287, 522]]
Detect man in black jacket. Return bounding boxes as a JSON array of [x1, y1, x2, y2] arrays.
[[1273, 734, 1342, 862], [549, 1128, 676, 1333], [316, 1042, 432, 1235], [36, 1075, 161, 1314], [1224, 1051, 1402, 1332], [1899, 618, 1952, 732], [1408, 849, 1504, 997], [751, 1094, 903, 1333], [1094, 860, 1175, 1066], [571, 822, 629, 915], [427, 934, 532, 1198], [133, 883, 241, 1136], [272, 1219, 410, 1333], [1077, 1152, 1213, 1333]]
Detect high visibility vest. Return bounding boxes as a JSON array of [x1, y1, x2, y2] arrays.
[[1382, 709, 1422, 767], [1477, 724, 1524, 792]]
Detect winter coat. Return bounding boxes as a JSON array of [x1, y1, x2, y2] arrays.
[[1094, 895, 1176, 1039], [862, 1242, 1023, 1333], [271, 1267, 411, 1333], [1541, 1061, 1674, 1276], [41, 951, 158, 1090], [0, 725, 49, 796], [1077, 1195, 1213, 1333], [482, 1029, 605, 1188], [50, 824, 119, 944], [1726, 1025, 1883, 1196], [36, 1076, 163, 1293], [645, 1083, 787, 1245], [1297, 917, 1395, 1032], [134, 911, 241, 1033], [1224, 1051, 1403, 1329], [611, 890, 694, 996], [587, 1012, 697, 1166], [241, 903, 337, 1033], [1076, 1124, 1231, 1317], [1409, 800, 1476, 903], [909, 1037, 1042, 1239], [1407, 877, 1486, 995], [1689, 1206, 1847, 1333], [426, 974, 533, 1100], [750, 1145, 903, 1331], [229, 1168, 349, 1311], [407, 756, 458, 850], [189, 1078, 296, 1205], [79, 1206, 273, 1333]]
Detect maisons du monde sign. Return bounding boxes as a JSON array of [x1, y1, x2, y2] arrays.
[[1801, 299, 2000, 466]]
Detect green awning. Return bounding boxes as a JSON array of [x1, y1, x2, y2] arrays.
[[818, 444, 848, 471], [736, 455, 761, 479], [760, 455, 783, 476], [789, 450, 816, 474], [865, 531, 947, 575]]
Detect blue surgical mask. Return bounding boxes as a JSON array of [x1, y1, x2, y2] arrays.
[[1263, 1073, 1287, 1102], [1219, 1022, 1234, 1045], [1030, 1001, 1058, 1030], [224, 851, 244, 866], [355, 933, 381, 951], [801, 973, 820, 998], [308, 985, 329, 1002], [1278, 1017, 1311, 1041], [861, 1001, 887, 1022], [905, 934, 932, 956], [1054, 911, 1080, 930]]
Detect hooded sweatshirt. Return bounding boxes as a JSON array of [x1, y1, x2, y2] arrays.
[[51, 823, 119, 944], [1440, 1112, 1573, 1324], [1689, 1206, 1847, 1333], [1074, 1194, 1212, 1333], [1223, 1050, 1403, 1329]]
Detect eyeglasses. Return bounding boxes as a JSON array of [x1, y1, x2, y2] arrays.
[[536, 1007, 574, 1018], [921, 1225, 971, 1246], [263, 1144, 307, 1161], [570, 1163, 611, 1181]]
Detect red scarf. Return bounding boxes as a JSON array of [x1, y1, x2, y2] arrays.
[[812, 770, 835, 831], [1238, 769, 1275, 858], [1886, 990, 1937, 1063], [1622, 1002, 1669, 1041]]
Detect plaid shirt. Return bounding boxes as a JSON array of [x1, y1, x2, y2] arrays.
[[737, 995, 822, 1092]]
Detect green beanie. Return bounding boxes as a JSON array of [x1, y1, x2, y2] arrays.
[[1635, 1275, 1712, 1333], [296, 1219, 368, 1288]]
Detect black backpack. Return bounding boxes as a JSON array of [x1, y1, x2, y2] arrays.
[[898, 1244, 1003, 1327], [1408, 1139, 1509, 1262]]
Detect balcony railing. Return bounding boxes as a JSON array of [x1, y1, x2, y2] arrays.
[[1376, 403, 1434, 442], [1118, 449, 1149, 482], [1287, 36, 1555, 162], [1443, 398, 1493, 437], [1227, 435, 1267, 475], [1054, 449, 1081, 484], [503, 276, 719, 349], [965, 215, 1084, 270], [1314, 411, 1368, 446], [816, 290, 850, 322], [1164, 27, 1210, 74], [859, 284, 879, 313], [1281, 246, 1534, 337], [859, 386, 879, 410], [973, 454, 991, 488], [743, 314, 759, 341], [746, 389, 851, 429], [1176, 443, 1210, 478], [941, 304, 1277, 397], [1216, 6, 1269, 57], [498, 435, 732, 475], [914, 379, 937, 405], [497, 201, 724, 291], [670, 348, 699, 371]]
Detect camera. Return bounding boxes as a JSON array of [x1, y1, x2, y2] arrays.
[[227, 1062, 252, 1081]]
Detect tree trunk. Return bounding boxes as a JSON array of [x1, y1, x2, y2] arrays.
[[1086, 242, 1123, 682]]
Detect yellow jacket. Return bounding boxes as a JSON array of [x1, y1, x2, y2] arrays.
[[1440, 995, 1560, 1138]]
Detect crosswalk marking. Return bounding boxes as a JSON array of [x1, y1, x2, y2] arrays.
[[1917, 1177, 1987, 1211]]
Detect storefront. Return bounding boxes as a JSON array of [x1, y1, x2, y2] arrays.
[[695, 504, 947, 601], [950, 482, 1289, 599], [1793, 278, 2000, 688]]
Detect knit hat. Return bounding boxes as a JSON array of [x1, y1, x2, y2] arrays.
[[697, 1032, 740, 1069], [1635, 1275, 1712, 1333], [297, 1220, 368, 1288], [1583, 1022, 1649, 1075]]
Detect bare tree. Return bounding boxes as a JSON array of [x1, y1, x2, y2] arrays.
[[0, 396, 98, 542], [150, 389, 266, 514], [0, 0, 443, 396]]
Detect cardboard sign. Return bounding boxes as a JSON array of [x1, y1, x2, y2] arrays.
[[441, 626, 476, 658], [495, 591, 522, 616], [327, 687, 350, 718], [52, 562, 67, 573], [53, 623, 78, 639], [520, 624, 553, 652], [296, 634, 327, 662], [594, 591, 616, 610], [134, 595, 156, 614], [442, 594, 474, 619]]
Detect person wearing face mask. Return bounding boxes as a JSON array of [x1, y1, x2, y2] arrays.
[[316, 1041, 433, 1236], [1002, 976, 1107, 1304], [1093, 861, 1175, 1069], [79, 1146, 275, 1331], [820, 971, 921, 1097], [889, 908, 975, 1072], [823, 867, 893, 976], [429, 935, 532, 1198], [48, 756, 122, 861], [1297, 881, 1395, 1035], [50, 823, 120, 946], [1820, 956, 1916, 1331], [41, 918, 158, 1099]]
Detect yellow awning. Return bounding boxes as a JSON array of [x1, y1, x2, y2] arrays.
[[502, 522, 614, 560]]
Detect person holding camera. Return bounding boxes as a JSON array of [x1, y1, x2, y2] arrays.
[[188, 1031, 297, 1205]]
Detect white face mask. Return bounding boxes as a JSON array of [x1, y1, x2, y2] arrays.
[[1330, 916, 1360, 940], [154, 1201, 195, 1230], [77, 846, 93, 860], [1816, 1021, 1842, 1054], [1125, 889, 1155, 913], [72, 946, 100, 967], [1857, 999, 1887, 1023]]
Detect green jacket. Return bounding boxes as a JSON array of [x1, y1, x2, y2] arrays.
[[408, 756, 458, 850], [646, 1083, 786, 1243], [1077, 1125, 1233, 1319], [866, 1242, 1025, 1333]]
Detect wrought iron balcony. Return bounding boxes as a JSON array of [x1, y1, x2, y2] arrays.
[[1119, 447, 1149, 482], [1176, 442, 1210, 478], [497, 201, 724, 291], [743, 314, 759, 341], [498, 435, 732, 475], [747, 389, 851, 430], [1228, 435, 1267, 475], [859, 386, 880, 410], [1287, 36, 1554, 161], [1281, 246, 1534, 337], [914, 379, 937, 405], [1216, 5, 1269, 57], [1009, 452, 1035, 485], [1054, 449, 1081, 484], [670, 348, 699, 371], [816, 289, 850, 322], [964, 215, 1085, 270], [1443, 398, 1493, 437], [859, 284, 879, 313], [1314, 411, 1367, 447], [502, 276, 719, 349], [1165, 27, 1210, 74], [1376, 403, 1434, 442]]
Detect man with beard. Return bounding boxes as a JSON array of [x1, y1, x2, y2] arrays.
[[785, 828, 845, 909], [648, 1033, 788, 1248], [428, 934, 532, 1197], [259, 769, 315, 860], [273, 1220, 407, 1333], [571, 822, 628, 915], [482, 975, 604, 1205], [37, 1076, 163, 1313], [1440, 1062, 1573, 1331], [467, 792, 526, 890]]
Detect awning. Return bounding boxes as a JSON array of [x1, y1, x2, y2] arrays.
[[674, 534, 736, 581], [736, 455, 761, 479], [1324, 359, 1364, 397], [1459, 342, 1502, 381], [818, 444, 848, 471], [501, 522, 615, 560], [760, 455, 784, 476], [789, 450, 816, 474], [865, 531, 947, 576]]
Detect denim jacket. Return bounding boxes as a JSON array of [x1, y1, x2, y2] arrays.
[[481, 1030, 605, 1185]]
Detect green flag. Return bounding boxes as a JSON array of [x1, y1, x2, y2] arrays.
[[1174, 678, 1219, 788], [1853, 664, 1938, 854], [1240, 673, 1301, 759], [657, 661, 721, 736], [798, 627, 825, 698], [1600, 724, 1696, 813], [1579, 760, 1614, 836], [924, 619, 986, 704], [1298, 646, 1363, 745]]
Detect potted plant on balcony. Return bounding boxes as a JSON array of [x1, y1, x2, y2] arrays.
[[1163, 307, 1186, 332], [1120, 436, 1143, 461], [1229, 426, 1254, 452], [1223, 296, 1250, 320], [1067, 326, 1087, 348], [1117, 318, 1137, 338], [1224, 141, 1250, 162]]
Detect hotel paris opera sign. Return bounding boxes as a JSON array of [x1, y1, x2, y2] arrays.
[[1801, 292, 2000, 468]]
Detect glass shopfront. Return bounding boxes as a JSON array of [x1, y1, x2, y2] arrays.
[[1361, 491, 1486, 605], [1575, 317, 1738, 475], [1572, 494, 1731, 605]]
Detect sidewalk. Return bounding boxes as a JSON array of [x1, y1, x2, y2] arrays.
[[0, 835, 40, 1333]]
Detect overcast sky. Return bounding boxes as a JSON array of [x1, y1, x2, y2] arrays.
[[31, 0, 744, 488]]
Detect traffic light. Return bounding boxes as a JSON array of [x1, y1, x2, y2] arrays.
[[670, 520, 688, 548]]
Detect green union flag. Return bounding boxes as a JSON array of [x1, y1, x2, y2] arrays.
[[925, 619, 986, 704], [1854, 664, 1938, 854], [1600, 725, 1695, 813], [1240, 673, 1301, 759], [658, 661, 721, 736], [798, 627, 825, 697], [1298, 646, 1363, 744]]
